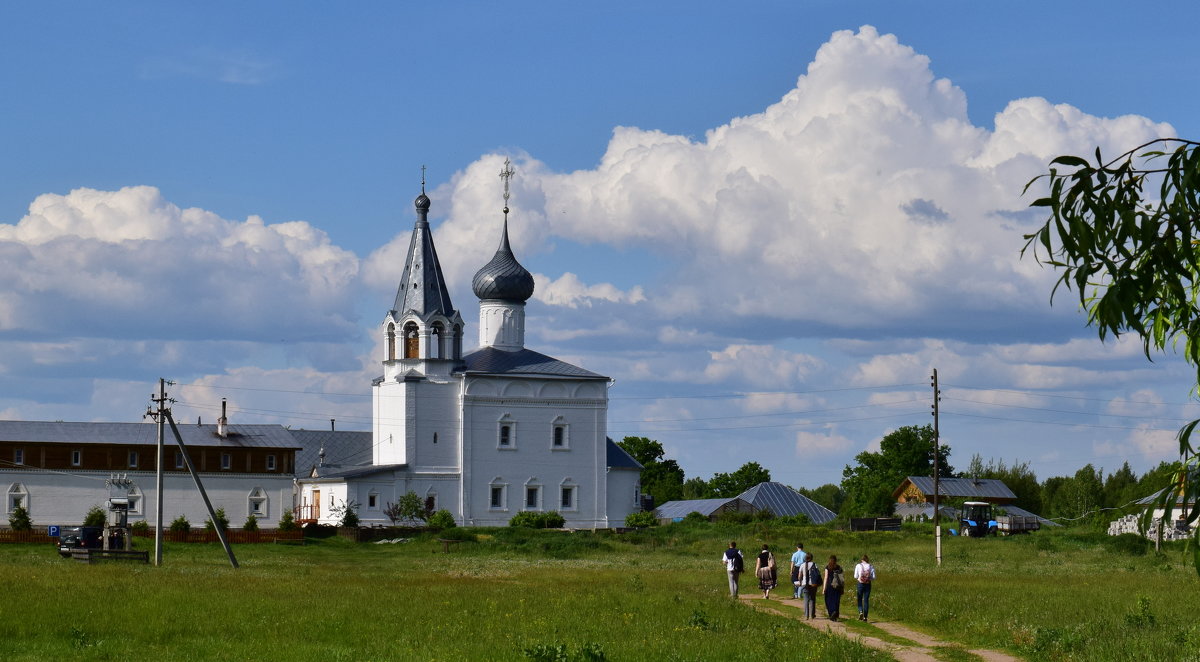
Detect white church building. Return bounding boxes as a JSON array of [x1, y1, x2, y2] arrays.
[[296, 176, 642, 528]]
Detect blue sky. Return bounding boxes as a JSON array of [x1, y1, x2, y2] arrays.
[[2, 2, 1199, 494]]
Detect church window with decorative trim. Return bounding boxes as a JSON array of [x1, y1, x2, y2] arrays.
[[497, 415, 517, 449]]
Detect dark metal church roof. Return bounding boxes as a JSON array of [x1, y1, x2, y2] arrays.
[[288, 429, 374, 477], [461, 346, 606, 379], [471, 218, 534, 302], [391, 193, 457, 321], [606, 438, 643, 470]]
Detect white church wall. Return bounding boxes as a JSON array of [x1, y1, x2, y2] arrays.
[[460, 375, 608, 528], [606, 468, 641, 527], [3, 469, 293, 528], [410, 381, 461, 471]]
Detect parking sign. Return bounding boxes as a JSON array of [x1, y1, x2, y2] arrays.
[[48, 525, 60, 537]]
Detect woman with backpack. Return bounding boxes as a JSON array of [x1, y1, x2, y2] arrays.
[[755, 544, 777, 599], [854, 554, 876, 622], [821, 554, 845, 621]]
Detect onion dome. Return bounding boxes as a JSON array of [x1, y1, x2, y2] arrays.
[[472, 219, 535, 302], [414, 191, 431, 212]]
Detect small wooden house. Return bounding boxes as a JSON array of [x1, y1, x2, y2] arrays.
[[892, 476, 1017, 505]]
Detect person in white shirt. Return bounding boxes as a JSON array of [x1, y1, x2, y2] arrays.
[[853, 554, 877, 621], [720, 541, 744, 598]]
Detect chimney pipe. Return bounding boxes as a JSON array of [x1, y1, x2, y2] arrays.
[[330, 418, 336, 432], [217, 398, 228, 438]]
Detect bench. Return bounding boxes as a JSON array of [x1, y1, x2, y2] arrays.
[[71, 548, 150, 564], [436, 538, 463, 553]]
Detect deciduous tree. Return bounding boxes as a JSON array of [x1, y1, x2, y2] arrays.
[[1024, 138, 1200, 568], [841, 424, 950, 517], [617, 436, 685, 506]]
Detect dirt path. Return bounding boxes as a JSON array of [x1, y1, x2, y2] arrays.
[[739, 595, 1022, 662]]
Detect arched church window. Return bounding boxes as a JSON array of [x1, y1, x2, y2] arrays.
[[403, 322, 419, 359], [387, 323, 396, 361], [7, 483, 28, 514]]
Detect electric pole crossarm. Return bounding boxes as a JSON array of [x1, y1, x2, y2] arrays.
[[165, 411, 239, 569]]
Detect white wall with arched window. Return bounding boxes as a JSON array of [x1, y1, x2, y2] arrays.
[[551, 416, 569, 450], [488, 477, 508, 511], [497, 414, 516, 450], [7, 483, 28, 514], [424, 486, 438, 513], [559, 477, 578, 512], [523, 477, 542, 511]]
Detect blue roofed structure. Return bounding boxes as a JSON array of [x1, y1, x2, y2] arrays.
[[654, 497, 755, 522], [736, 481, 837, 524], [606, 438, 642, 470]]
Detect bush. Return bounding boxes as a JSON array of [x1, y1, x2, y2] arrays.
[[387, 491, 430, 525], [682, 511, 709, 525], [1106, 532, 1149, 556], [204, 508, 229, 532], [243, 515, 259, 531], [510, 511, 566, 529], [427, 509, 456, 530], [169, 515, 190, 533], [277, 510, 297, 532], [83, 505, 106, 528], [339, 503, 360, 528], [716, 511, 756, 525], [624, 511, 658, 528], [8, 505, 31, 531], [130, 520, 150, 534]]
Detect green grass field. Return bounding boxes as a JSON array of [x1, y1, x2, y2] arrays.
[[0, 524, 1196, 661]]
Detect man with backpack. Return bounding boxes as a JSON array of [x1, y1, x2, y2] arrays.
[[721, 541, 744, 598]]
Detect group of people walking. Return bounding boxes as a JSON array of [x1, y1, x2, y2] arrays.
[[721, 541, 876, 622]]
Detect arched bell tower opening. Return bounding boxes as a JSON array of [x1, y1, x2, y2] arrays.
[[403, 322, 419, 359], [386, 323, 396, 361]]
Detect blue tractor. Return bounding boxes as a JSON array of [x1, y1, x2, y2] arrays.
[[960, 501, 998, 537]]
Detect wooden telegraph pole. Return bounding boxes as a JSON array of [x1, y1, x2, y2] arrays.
[[932, 369, 942, 566]]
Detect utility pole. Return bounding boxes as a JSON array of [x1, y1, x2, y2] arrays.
[[147, 378, 173, 567], [931, 368, 942, 567]]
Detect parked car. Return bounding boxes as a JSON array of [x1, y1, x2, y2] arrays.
[[57, 527, 102, 557]]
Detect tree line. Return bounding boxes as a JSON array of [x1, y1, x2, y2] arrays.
[[620, 425, 1180, 527]]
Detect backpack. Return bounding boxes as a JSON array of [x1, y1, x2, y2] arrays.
[[858, 563, 872, 584], [829, 569, 844, 590], [727, 549, 744, 573], [806, 563, 821, 588]]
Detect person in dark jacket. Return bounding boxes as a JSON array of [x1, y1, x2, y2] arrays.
[[821, 555, 844, 621]]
